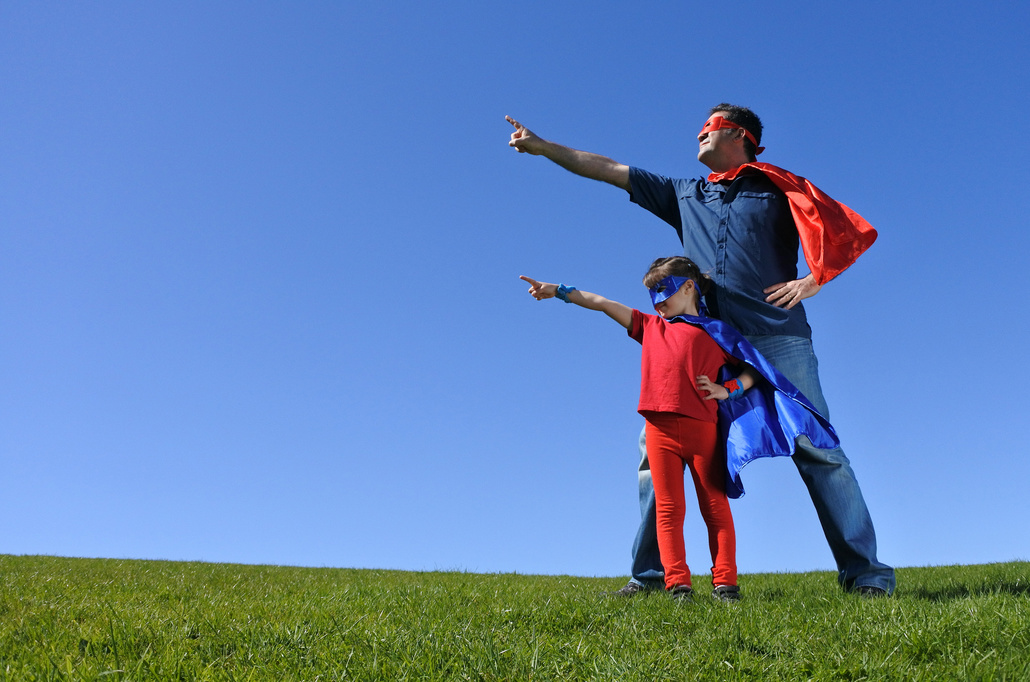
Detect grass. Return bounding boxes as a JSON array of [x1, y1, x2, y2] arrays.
[[1, 555, 1027, 680]]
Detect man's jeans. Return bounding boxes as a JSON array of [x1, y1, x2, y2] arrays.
[[630, 335, 896, 593]]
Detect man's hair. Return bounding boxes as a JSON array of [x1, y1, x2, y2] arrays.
[[709, 103, 763, 160], [642, 256, 711, 296]]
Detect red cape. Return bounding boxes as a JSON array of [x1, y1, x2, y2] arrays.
[[708, 163, 877, 285]]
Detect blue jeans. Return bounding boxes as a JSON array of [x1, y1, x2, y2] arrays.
[[630, 426, 666, 589], [630, 335, 895, 593]]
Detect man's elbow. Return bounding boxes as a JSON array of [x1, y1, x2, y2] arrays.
[[605, 164, 631, 192]]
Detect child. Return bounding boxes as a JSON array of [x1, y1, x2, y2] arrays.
[[521, 256, 839, 602], [522, 256, 756, 601]]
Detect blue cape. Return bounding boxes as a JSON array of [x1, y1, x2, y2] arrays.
[[670, 314, 840, 499]]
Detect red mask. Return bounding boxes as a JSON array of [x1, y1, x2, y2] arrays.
[[698, 116, 763, 154]]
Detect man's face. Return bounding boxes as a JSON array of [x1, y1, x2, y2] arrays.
[[697, 112, 744, 170]]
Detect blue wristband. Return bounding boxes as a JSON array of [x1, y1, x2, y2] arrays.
[[556, 284, 577, 303], [724, 378, 745, 399]]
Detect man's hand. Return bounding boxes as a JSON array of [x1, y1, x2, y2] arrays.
[[764, 273, 822, 309], [520, 275, 557, 300], [507, 116, 546, 155], [504, 115, 631, 190]]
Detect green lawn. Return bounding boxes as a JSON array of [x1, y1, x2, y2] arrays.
[[1, 555, 1027, 680]]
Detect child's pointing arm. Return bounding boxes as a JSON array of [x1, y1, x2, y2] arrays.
[[520, 276, 633, 329]]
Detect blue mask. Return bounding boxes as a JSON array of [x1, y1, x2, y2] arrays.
[[648, 275, 709, 316], [648, 275, 689, 307]]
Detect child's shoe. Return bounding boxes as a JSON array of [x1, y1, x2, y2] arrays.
[[711, 585, 741, 602], [669, 585, 693, 601]]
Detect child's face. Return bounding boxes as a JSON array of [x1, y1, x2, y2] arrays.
[[648, 275, 688, 307], [650, 277, 697, 319]]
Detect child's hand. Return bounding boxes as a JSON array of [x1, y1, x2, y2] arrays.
[[520, 275, 558, 300], [696, 375, 729, 401]]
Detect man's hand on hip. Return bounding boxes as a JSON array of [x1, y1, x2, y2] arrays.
[[764, 273, 822, 309]]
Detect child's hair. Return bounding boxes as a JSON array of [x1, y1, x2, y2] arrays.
[[642, 256, 712, 296]]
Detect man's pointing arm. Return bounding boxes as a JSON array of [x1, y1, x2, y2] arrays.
[[506, 115, 631, 192]]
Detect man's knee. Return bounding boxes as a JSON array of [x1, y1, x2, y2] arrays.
[[637, 426, 650, 473], [794, 436, 852, 467]]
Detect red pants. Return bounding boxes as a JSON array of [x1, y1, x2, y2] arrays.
[[645, 412, 737, 590]]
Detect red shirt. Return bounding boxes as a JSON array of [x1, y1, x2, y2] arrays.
[[628, 309, 735, 422]]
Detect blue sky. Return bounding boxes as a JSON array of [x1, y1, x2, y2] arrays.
[[2, 1, 1028, 580]]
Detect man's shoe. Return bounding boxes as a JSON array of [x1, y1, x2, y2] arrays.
[[670, 585, 693, 601], [609, 581, 647, 598], [856, 585, 887, 599], [711, 585, 741, 602]]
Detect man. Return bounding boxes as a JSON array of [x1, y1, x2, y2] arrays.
[[506, 104, 895, 597]]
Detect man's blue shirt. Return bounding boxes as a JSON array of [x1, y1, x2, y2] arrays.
[[629, 166, 812, 339]]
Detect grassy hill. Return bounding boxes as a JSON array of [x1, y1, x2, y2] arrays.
[[1, 555, 1026, 680]]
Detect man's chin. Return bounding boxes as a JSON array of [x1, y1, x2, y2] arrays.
[[697, 151, 717, 170]]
